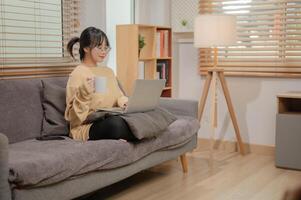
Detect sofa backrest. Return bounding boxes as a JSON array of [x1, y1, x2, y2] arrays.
[[0, 77, 68, 144]]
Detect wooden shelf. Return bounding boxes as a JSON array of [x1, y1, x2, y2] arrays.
[[139, 58, 156, 61], [157, 57, 172, 60], [118, 24, 170, 29], [163, 87, 172, 90], [156, 26, 172, 30], [139, 57, 173, 61], [277, 92, 301, 99], [116, 24, 173, 97]]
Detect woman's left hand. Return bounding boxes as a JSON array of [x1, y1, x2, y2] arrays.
[[117, 96, 128, 108], [122, 102, 128, 109]]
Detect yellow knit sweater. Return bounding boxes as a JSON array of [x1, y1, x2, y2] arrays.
[[64, 65, 128, 141]]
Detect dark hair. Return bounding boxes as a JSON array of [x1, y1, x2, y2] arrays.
[[67, 27, 110, 60]]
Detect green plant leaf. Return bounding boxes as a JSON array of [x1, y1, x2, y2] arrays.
[[138, 34, 146, 49]]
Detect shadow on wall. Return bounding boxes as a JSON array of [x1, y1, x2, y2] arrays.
[[215, 76, 262, 152]]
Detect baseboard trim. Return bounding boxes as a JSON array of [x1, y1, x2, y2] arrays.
[[196, 138, 275, 156]]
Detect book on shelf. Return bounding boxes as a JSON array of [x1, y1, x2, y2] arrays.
[[156, 61, 169, 86], [156, 30, 169, 58], [155, 72, 160, 80], [138, 61, 145, 79], [163, 31, 169, 57]]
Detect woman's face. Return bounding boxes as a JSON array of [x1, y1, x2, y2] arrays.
[[90, 41, 111, 63]]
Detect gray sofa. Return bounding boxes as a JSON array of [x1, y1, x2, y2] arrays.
[[0, 77, 200, 200]]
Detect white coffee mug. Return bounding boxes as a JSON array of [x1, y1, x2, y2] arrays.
[[94, 76, 107, 93]]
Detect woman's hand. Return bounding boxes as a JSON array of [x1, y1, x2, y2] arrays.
[[117, 96, 129, 108], [121, 101, 128, 109]]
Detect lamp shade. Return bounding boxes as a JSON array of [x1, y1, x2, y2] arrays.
[[194, 14, 237, 48]]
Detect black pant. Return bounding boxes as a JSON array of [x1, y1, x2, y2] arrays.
[[88, 115, 137, 141]]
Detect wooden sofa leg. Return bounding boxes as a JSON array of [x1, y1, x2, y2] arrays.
[[180, 154, 188, 173]]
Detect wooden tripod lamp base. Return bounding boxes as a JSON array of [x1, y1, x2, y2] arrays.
[[194, 14, 245, 155], [198, 68, 246, 155]]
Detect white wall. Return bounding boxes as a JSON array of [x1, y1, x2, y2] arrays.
[[80, 0, 106, 31], [135, 0, 170, 26], [106, 0, 134, 72]]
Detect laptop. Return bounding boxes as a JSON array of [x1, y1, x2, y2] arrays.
[[97, 79, 166, 114]]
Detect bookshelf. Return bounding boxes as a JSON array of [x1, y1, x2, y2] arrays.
[[116, 24, 172, 97]]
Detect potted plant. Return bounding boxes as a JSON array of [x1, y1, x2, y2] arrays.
[[181, 19, 188, 27], [138, 34, 146, 57]]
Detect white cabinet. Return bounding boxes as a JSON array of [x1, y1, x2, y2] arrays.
[[276, 92, 301, 170]]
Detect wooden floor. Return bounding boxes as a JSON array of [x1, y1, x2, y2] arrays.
[[78, 150, 301, 200]]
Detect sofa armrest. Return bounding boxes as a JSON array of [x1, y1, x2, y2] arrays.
[[0, 133, 11, 200], [159, 98, 198, 118]]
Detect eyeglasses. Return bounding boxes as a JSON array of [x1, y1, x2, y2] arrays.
[[96, 46, 111, 53]]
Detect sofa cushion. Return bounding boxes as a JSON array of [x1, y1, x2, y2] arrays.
[[41, 80, 69, 136], [0, 79, 44, 143], [8, 116, 200, 187]]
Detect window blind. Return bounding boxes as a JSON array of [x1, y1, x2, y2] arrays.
[[199, 0, 301, 77], [0, 0, 80, 79]]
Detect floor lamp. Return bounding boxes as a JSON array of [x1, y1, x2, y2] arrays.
[[194, 14, 245, 156]]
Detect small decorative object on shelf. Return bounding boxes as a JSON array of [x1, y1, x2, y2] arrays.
[[138, 34, 146, 57], [181, 19, 188, 27]]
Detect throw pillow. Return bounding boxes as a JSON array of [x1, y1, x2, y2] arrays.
[[120, 107, 177, 140], [41, 80, 69, 136]]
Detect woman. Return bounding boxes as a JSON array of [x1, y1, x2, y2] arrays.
[[65, 27, 136, 142]]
